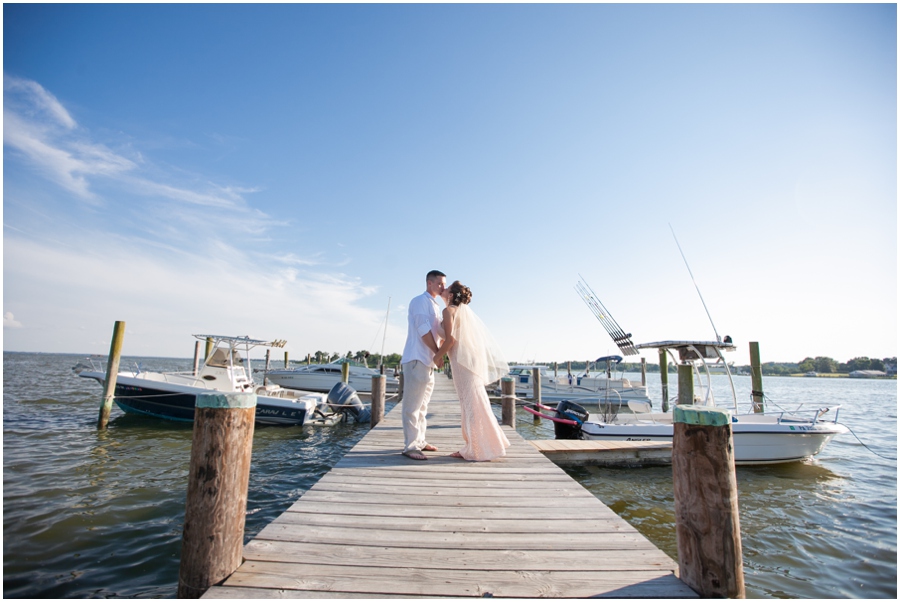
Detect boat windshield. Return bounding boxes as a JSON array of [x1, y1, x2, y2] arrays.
[[206, 348, 243, 368]]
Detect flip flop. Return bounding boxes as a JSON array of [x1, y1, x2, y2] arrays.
[[402, 450, 428, 461], [422, 444, 438, 451]]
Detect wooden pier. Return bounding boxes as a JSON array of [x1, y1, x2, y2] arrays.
[[528, 439, 673, 467], [203, 375, 696, 598]]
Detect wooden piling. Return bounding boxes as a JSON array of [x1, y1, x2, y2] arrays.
[[640, 358, 647, 387], [204, 337, 213, 362], [371, 375, 385, 427], [398, 372, 404, 401], [660, 350, 670, 413], [192, 341, 201, 376], [341, 361, 350, 384], [672, 405, 745, 598], [284, 351, 289, 369], [307, 353, 311, 366], [263, 349, 270, 385], [749, 342, 764, 413], [177, 392, 256, 599], [97, 320, 125, 429], [531, 367, 541, 423], [677, 364, 693, 405], [501, 377, 515, 427]]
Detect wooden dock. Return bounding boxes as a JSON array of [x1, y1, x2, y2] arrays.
[[528, 439, 673, 467], [203, 375, 695, 598]]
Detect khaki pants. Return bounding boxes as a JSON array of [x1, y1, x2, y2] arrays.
[[401, 360, 434, 452]]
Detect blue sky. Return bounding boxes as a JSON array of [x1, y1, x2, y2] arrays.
[[3, 3, 896, 366]]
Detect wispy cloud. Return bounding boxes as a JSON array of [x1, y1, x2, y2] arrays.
[[3, 74, 274, 233]]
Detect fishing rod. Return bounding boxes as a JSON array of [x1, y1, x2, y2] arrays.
[[669, 223, 721, 343], [575, 275, 638, 356]]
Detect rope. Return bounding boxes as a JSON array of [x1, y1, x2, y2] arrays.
[[840, 424, 897, 461]]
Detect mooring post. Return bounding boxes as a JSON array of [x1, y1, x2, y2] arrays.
[[97, 320, 126, 429], [192, 341, 201, 376], [501, 377, 515, 427], [659, 350, 669, 412], [307, 353, 311, 365], [341, 361, 350, 384], [531, 367, 541, 423], [672, 405, 745, 598], [677, 364, 694, 405], [177, 392, 256, 599], [640, 357, 647, 387], [204, 337, 213, 362], [371, 375, 385, 427], [263, 349, 270, 385], [749, 341, 764, 413], [284, 351, 289, 369]]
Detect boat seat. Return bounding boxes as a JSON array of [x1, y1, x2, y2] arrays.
[[627, 400, 652, 414]]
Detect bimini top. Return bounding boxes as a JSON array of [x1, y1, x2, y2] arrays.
[[594, 355, 623, 364], [634, 339, 736, 362]]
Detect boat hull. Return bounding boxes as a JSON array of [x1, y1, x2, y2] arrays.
[[83, 373, 315, 426], [579, 419, 848, 465]]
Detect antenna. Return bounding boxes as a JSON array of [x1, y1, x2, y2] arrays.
[[575, 276, 638, 356], [669, 224, 720, 342]]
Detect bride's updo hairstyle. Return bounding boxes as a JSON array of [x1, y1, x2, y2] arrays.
[[448, 281, 472, 306]]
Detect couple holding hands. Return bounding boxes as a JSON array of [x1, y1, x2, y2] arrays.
[[399, 270, 510, 462]]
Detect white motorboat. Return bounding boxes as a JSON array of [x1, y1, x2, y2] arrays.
[[501, 358, 651, 405], [76, 335, 368, 426], [532, 340, 848, 465], [264, 360, 399, 394]]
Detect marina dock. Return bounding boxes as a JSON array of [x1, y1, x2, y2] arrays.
[[528, 439, 673, 467], [203, 375, 696, 598]]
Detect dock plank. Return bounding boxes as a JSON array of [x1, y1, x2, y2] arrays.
[[204, 375, 695, 598]]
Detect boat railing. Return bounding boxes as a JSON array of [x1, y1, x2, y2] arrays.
[[735, 400, 843, 425]]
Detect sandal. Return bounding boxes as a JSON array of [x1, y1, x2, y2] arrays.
[[402, 450, 428, 461]]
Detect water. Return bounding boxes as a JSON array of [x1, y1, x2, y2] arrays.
[[3, 354, 897, 598], [516, 372, 898, 598]]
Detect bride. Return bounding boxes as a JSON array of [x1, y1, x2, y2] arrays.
[[435, 281, 510, 461]]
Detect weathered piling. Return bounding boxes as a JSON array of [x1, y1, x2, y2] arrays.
[[192, 340, 201, 376], [501, 377, 515, 427], [177, 392, 256, 599], [659, 350, 670, 412], [672, 405, 745, 598], [749, 341, 764, 413], [341, 361, 350, 384], [531, 367, 541, 423], [97, 320, 125, 429], [641, 357, 647, 387], [371, 375, 385, 427], [204, 337, 213, 361], [263, 349, 270, 385], [283, 351, 289, 368], [677, 364, 694, 405]]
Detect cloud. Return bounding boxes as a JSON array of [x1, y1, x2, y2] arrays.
[[4, 312, 23, 329]]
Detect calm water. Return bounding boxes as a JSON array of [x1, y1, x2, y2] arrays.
[[3, 353, 897, 598]]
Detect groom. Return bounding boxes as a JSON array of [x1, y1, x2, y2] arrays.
[[399, 270, 446, 460]]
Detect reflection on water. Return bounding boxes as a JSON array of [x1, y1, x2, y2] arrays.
[[3, 355, 897, 598]]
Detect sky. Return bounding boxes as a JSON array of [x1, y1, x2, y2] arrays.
[[3, 3, 897, 366]]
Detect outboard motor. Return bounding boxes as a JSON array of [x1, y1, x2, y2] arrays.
[[327, 382, 371, 423], [554, 399, 588, 440]]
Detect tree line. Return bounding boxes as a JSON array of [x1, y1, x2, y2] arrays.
[[292, 350, 896, 377]]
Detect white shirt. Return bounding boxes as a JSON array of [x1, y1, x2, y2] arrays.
[[401, 291, 442, 366]]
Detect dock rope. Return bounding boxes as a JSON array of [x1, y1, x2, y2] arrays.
[[839, 424, 896, 461]]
